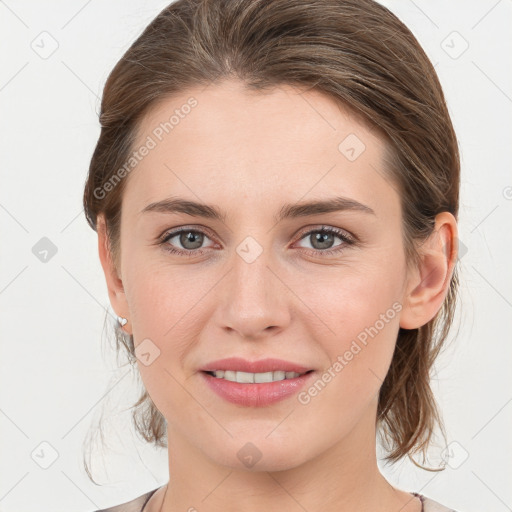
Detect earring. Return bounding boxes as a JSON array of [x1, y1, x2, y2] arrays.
[[117, 316, 128, 328]]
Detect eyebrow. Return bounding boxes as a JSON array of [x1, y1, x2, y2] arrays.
[[140, 196, 375, 223]]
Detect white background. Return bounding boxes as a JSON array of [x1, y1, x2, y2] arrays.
[[0, 1, 511, 511]]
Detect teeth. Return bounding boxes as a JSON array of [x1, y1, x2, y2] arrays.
[[210, 370, 304, 383]]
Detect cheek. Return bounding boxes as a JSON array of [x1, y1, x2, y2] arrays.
[[293, 261, 404, 402], [125, 255, 206, 337], [124, 265, 214, 403], [291, 301, 401, 445], [295, 255, 404, 340], [126, 268, 209, 419]]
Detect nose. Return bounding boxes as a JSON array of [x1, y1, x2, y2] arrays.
[[217, 242, 292, 340]]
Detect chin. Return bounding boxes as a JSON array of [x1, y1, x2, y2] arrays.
[[203, 434, 312, 472]]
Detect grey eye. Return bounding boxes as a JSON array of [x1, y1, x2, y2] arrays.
[[170, 230, 207, 250], [297, 230, 343, 251]]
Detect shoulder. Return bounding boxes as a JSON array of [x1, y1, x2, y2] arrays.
[[91, 487, 161, 512], [418, 493, 460, 512]]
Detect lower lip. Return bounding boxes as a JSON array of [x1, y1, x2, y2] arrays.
[[200, 371, 316, 407]]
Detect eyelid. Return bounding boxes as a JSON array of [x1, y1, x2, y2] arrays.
[[293, 224, 356, 245], [156, 221, 362, 260], [157, 224, 218, 244], [158, 223, 356, 243]]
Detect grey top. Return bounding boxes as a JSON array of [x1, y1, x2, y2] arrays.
[[92, 487, 459, 512]]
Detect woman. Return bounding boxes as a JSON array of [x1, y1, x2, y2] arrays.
[[83, 0, 462, 510]]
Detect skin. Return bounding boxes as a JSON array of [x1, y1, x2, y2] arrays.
[[97, 79, 457, 512]]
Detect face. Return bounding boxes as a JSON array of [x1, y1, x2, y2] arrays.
[[106, 79, 413, 471]]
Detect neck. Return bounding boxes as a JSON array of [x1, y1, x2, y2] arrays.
[[156, 400, 418, 512]]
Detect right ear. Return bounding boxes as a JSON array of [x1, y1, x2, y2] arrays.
[[97, 214, 132, 335]]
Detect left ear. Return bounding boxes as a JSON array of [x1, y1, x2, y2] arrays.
[[399, 212, 458, 330]]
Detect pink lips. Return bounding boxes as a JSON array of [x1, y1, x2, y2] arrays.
[[201, 357, 312, 374], [200, 357, 315, 407]]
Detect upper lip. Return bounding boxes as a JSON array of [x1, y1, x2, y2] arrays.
[[201, 357, 312, 374]]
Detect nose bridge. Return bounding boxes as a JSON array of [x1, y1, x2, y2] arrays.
[[234, 235, 272, 300], [220, 233, 290, 337]]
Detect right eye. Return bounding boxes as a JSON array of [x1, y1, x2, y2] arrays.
[[159, 227, 217, 256]]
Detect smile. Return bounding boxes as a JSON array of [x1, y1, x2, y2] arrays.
[[205, 369, 312, 383]]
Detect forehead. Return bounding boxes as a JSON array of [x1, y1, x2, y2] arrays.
[[124, 79, 398, 220]]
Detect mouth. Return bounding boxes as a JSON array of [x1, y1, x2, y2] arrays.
[[202, 369, 314, 383], [198, 358, 317, 406], [200, 357, 314, 375]]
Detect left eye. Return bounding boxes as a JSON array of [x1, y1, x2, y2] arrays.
[[158, 226, 355, 257], [296, 227, 349, 251]]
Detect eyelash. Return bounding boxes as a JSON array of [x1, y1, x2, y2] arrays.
[[157, 225, 356, 258]]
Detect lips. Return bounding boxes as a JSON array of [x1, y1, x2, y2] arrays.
[[200, 367, 316, 406], [199, 357, 316, 406], [200, 357, 312, 374]]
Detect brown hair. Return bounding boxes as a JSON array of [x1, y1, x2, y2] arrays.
[[83, 0, 460, 480]]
